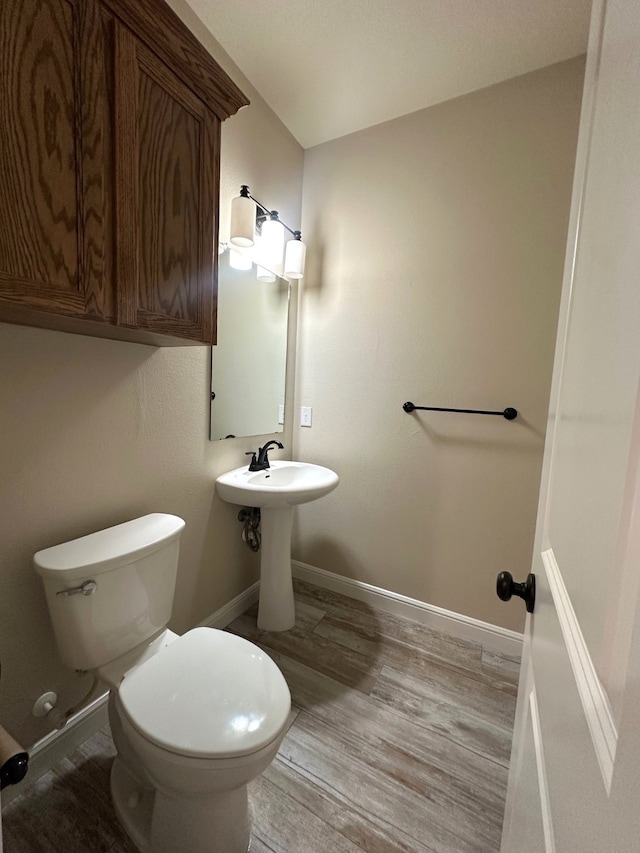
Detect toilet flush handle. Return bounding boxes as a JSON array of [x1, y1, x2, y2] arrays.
[[56, 580, 97, 597]]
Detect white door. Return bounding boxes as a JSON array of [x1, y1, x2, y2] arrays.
[[500, 0, 640, 850]]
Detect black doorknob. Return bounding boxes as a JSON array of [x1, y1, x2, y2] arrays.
[[496, 571, 536, 613]]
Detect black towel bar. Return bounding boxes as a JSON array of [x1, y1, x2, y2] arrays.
[[403, 402, 518, 420]]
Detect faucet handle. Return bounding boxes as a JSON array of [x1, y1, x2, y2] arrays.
[[245, 451, 261, 472]]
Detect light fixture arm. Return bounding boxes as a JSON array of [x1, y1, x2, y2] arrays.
[[238, 185, 302, 240]]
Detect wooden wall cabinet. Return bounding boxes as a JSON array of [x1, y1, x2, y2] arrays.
[[0, 0, 247, 346]]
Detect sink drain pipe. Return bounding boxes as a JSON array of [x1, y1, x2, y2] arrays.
[[238, 507, 261, 552]]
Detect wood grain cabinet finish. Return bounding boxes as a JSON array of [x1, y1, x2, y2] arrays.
[[114, 28, 217, 343], [0, 0, 110, 321], [0, 0, 247, 346]]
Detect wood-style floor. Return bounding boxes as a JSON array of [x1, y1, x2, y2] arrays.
[[2, 580, 519, 852]]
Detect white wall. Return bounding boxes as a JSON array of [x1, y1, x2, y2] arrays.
[[0, 1, 303, 748], [293, 58, 585, 633]]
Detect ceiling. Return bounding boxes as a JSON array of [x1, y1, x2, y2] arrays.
[[185, 0, 592, 149]]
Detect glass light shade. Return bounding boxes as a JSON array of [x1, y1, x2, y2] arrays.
[[230, 195, 255, 247], [284, 238, 306, 279], [257, 266, 276, 283], [229, 249, 252, 270], [261, 216, 285, 271]]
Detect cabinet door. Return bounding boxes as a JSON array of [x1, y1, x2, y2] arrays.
[[0, 0, 110, 322], [114, 25, 219, 344]]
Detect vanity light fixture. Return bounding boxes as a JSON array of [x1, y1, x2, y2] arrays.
[[230, 185, 306, 279]]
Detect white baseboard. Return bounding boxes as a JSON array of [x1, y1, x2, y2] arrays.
[[292, 560, 523, 658], [2, 694, 109, 805], [3, 583, 261, 804], [198, 581, 260, 629]]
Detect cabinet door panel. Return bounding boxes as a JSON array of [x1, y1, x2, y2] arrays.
[[138, 72, 201, 321], [0, 0, 109, 319], [0, 0, 78, 294], [115, 28, 218, 343]]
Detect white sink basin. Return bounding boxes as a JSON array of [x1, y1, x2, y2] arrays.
[[216, 460, 339, 509]]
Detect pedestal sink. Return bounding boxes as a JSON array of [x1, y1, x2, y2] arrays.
[[216, 461, 339, 631]]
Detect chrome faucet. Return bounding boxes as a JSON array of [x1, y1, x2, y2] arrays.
[[245, 440, 284, 472]]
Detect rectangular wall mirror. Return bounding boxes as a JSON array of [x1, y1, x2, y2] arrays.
[[210, 249, 290, 440]]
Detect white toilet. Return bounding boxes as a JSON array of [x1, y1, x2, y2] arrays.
[[34, 513, 291, 853]]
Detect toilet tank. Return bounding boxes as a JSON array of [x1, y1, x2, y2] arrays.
[[34, 514, 186, 671]]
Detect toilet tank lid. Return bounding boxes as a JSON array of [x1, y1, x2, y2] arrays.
[[34, 514, 186, 580]]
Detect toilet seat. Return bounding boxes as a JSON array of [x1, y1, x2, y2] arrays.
[[117, 627, 291, 760]]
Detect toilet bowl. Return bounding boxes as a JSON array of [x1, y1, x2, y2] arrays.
[[34, 514, 291, 853], [107, 627, 289, 853]]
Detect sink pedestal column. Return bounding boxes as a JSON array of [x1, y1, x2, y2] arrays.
[[258, 507, 295, 631]]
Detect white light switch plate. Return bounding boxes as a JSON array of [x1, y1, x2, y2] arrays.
[[300, 406, 312, 427], [278, 404, 285, 425]]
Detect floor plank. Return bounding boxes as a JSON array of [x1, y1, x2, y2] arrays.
[[262, 658, 507, 849], [250, 768, 365, 853], [227, 612, 381, 694], [372, 665, 514, 766]]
